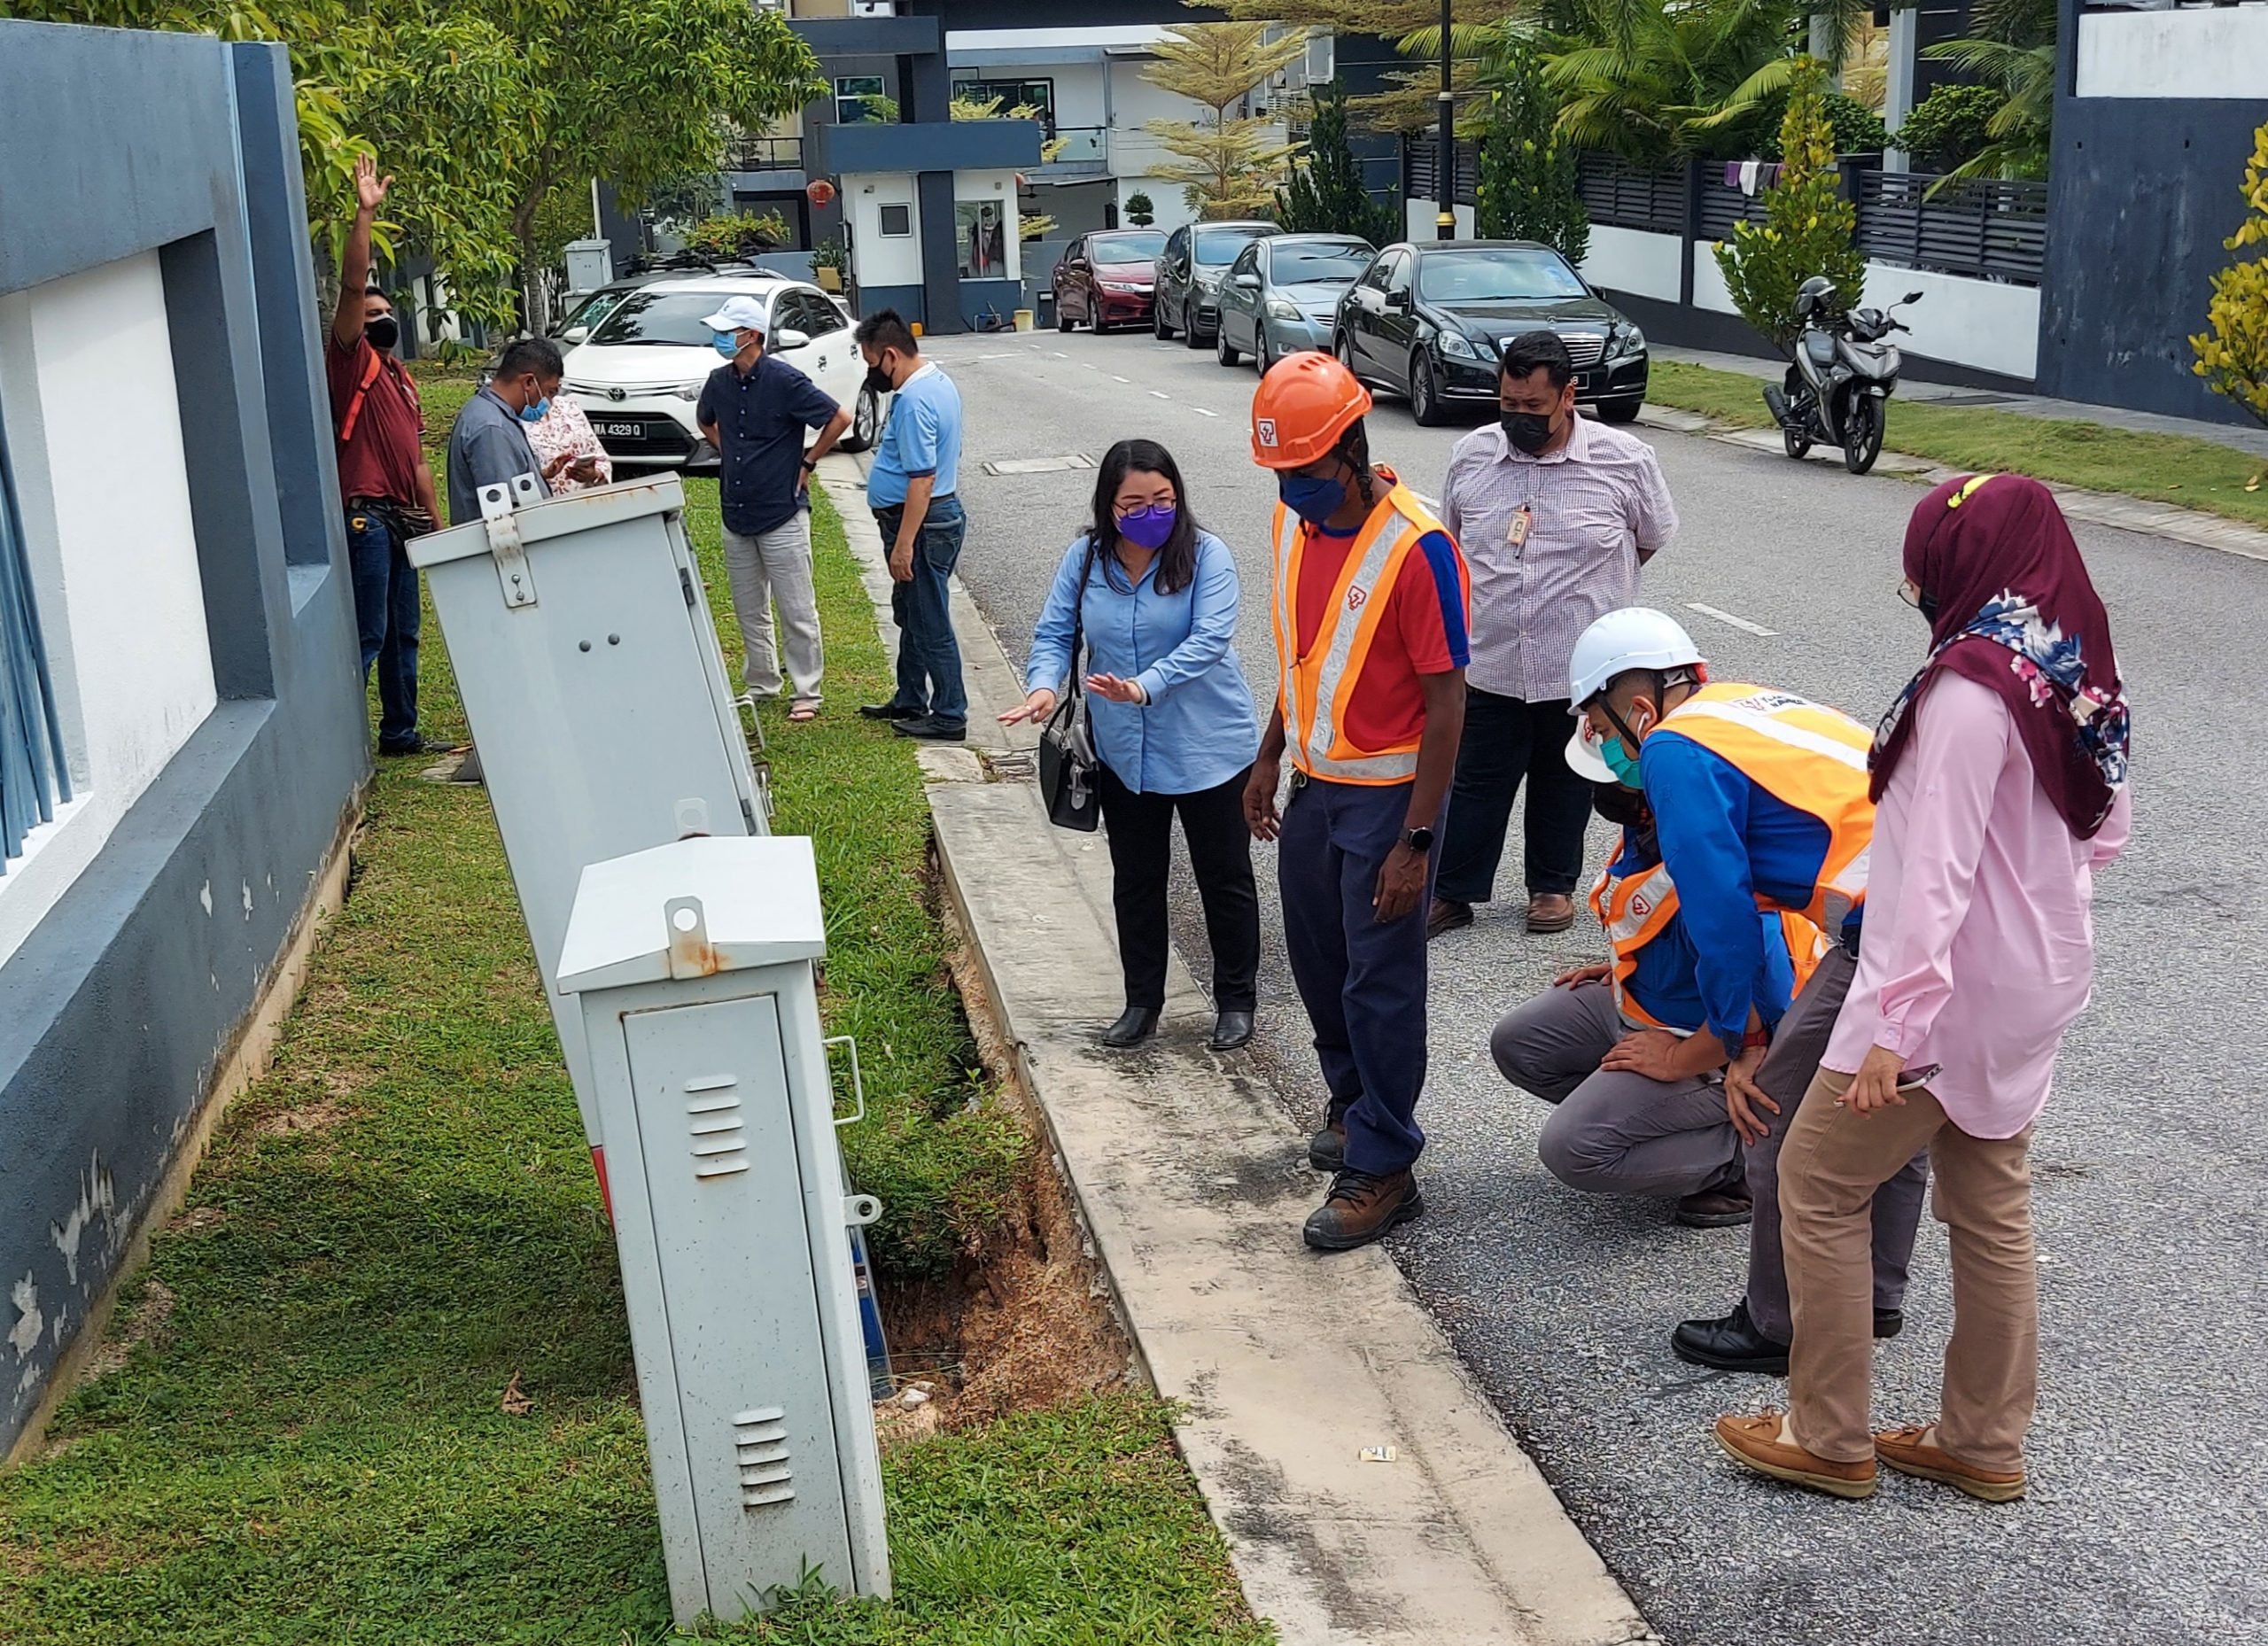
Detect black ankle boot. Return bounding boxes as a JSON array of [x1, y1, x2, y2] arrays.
[[1101, 1006, 1160, 1048]]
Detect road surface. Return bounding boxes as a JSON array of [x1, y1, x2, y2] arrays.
[[915, 323, 2265, 1646]]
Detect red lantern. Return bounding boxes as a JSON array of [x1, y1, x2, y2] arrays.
[[806, 178, 838, 208]]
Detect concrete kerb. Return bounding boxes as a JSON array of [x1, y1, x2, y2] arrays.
[[816, 458, 1660, 1646], [1635, 407, 2268, 563]]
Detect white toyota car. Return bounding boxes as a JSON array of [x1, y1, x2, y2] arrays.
[[561, 274, 885, 471]]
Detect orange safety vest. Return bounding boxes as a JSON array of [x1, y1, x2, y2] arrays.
[[1587, 834, 1830, 1034], [1268, 482, 1466, 786], [1652, 681, 1876, 934]]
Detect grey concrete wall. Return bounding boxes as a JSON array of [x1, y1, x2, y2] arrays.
[[0, 21, 369, 1451], [2034, 7, 2268, 428]]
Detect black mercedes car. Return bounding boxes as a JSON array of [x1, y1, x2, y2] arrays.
[[1331, 240, 1649, 426]]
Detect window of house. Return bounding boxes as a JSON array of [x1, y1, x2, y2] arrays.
[[951, 77, 1055, 128], [0, 415, 70, 871], [835, 75, 889, 124], [956, 200, 1012, 279], [877, 203, 913, 237]]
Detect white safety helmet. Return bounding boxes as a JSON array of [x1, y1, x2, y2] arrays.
[[1564, 609, 1708, 785], [1566, 608, 1707, 708]]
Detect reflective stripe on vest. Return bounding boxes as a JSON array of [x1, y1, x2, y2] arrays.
[[1656, 682, 1876, 933], [1587, 837, 1682, 1033], [1269, 484, 1450, 786]]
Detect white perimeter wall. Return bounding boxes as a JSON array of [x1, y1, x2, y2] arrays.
[[2077, 9, 2268, 99], [0, 251, 216, 967], [843, 170, 922, 288], [1690, 245, 2039, 381], [1404, 198, 1478, 242], [1580, 226, 1683, 304]]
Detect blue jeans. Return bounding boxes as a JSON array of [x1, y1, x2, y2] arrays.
[[1278, 775, 1441, 1176], [346, 503, 421, 749], [874, 494, 966, 727]]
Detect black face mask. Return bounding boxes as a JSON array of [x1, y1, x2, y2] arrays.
[[1591, 782, 1651, 831], [862, 358, 895, 396], [365, 314, 400, 353], [1501, 408, 1557, 455]]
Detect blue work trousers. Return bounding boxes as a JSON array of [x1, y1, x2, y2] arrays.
[[346, 502, 421, 749], [874, 494, 967, 727], [1278, 774, 1438, 1176]]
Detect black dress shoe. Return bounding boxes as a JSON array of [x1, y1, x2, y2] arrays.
[[1674, 1300, 1908, 1374], [892, 716, 967, 741], [1208, 1010, 1254, 1052], [1101, 1006, 1159, 1048], [377, 734, 449, 757], [858, 701, 924, 720]]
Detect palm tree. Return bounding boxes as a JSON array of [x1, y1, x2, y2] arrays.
[[1540, 0, 1801, 162], [1922, 0, 2056, 182]]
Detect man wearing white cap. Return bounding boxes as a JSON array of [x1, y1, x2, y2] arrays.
[[696, 293, 853, 722], [1565, 609, 1925, 1376]]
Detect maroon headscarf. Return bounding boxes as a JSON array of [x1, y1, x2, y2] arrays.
[[1869, 474, 2131, 838]]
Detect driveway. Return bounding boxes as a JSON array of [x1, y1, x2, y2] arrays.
[[918, 323, 2264, 1646]]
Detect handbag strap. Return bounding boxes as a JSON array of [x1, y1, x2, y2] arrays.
[[1064, 534, 1098, 701]]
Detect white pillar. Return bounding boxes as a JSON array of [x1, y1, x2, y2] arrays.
[[1883, 4, 1920, 174]]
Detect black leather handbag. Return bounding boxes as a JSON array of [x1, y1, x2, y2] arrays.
[[1037, 540, 1102, 832]]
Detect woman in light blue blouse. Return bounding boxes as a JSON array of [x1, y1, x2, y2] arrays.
[[1002, 439, 1262, 1051]]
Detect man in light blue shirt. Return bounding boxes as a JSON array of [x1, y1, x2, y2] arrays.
[[854, 310, 968, 741]]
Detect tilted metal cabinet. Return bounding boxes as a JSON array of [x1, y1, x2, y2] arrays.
[[408, 475, 766, 1151], [557, 835, 888, 1623]]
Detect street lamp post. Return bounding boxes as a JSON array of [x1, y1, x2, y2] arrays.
[[1435, 0, 1456, 240]]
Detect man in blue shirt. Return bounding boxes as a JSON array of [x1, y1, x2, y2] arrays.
[[853, 310, 967, 741], [1490, 783, 1797, 1228], [696, 295, 851, 721]]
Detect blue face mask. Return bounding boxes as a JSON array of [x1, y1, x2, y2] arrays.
[[1278, 470, 1346, 526], [517, 394, 550, 424], [713, 331, 742, 358]]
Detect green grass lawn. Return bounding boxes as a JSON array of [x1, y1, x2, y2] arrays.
[[0, 395, 1265, 1644], [1646, 359, 2268, 530]]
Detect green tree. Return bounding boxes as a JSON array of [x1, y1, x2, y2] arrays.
[[1125, 191, 1157, 227], [1276, 80, 1395, 242], [2193, 121, 2268, 439], [1713, 59, 1864, 349], [1892, 83, 2001, 171], [1541, 0, 1804, 163], [1922, 0, 2056, 182], [1141, 20, 1304, 218], [1475, 35, 1588, 265]]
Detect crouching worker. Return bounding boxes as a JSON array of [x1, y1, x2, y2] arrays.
[[1491, 780, 1826, 1227]]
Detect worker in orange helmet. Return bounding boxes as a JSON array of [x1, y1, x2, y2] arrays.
[[1245, 351, 1471, 1251]]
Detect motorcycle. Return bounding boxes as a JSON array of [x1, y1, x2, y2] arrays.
[[1761, 276, 1923, 477]]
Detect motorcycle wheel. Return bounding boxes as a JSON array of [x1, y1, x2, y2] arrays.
[[1843, 394, 1885, 476], [1783, 424, 1813, 461]]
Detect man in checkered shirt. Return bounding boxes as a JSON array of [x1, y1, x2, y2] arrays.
[[1427, 331, 1679, 941]]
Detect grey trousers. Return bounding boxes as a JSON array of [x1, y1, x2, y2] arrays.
[[721, 514, 824, 705], [1742, 943, 1930, 1342], [1492, 980, 1743, 1200]]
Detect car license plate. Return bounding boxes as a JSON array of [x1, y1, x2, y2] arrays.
[[599, 422, 641, 438]]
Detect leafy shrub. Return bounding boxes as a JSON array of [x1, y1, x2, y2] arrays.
[[1714, 61, 1866, 350], [685, 209, 789, 260], [1893, 83, 2003, 173]]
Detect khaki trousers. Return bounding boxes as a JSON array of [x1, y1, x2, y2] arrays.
[[1783, 1068, 2037, 1471]]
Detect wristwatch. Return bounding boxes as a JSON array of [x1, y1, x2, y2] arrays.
[[1401, 826, 1435, 853]]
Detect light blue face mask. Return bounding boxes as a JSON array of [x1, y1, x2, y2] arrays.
[[713, 331, 742, 358], [517, 394, 550, 424]]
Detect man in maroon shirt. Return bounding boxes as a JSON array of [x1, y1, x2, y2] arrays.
[[328, 155, 444, 756]]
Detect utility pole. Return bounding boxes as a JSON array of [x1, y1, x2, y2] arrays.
[[1435, 0, 1457, 239]]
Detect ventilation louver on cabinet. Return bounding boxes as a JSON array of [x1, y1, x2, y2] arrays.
[[684, 1072, 749, 1179], [734, 1406, 796, 1508]]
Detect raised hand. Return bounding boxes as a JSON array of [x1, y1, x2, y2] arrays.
[[354, 153, 393, 216]]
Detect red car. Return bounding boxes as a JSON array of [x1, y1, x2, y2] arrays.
[[1052, 229, 1169, 332]]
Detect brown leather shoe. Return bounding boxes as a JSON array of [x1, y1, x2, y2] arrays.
[[1307, 1112, 1348, 1173], [1426, 897, 1473, 941], [1874, 1425, 2025, 1502], [1526, 892, 1577, 933], [1302, 1168, 1424, 1251], [1713, 1411, 1877, 1499], [1675, 1187, 1753, 1227]]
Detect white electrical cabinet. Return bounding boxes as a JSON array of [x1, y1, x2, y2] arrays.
[[558, 835, 889, 1624], [409, 476, 767, 1148]]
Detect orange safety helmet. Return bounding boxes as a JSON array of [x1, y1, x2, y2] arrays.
[[1250, 351, 1372, 470]]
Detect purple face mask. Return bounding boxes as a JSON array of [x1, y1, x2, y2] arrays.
[[1115, 503, 1177, 550]]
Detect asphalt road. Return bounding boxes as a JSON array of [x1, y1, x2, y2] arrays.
[[917, 322, 2266, 1646]]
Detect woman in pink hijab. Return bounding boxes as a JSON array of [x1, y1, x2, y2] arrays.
[[1715, 473, 2132, 1503]]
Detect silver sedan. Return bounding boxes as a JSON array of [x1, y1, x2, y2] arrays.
[[1212, 233, 1377, 375]]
